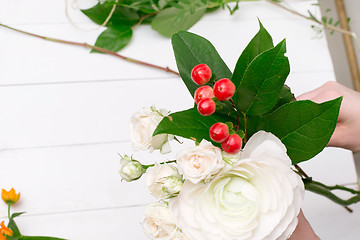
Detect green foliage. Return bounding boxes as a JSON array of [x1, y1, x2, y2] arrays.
[[155, 21, 341, 165], [153, 108, 236, 144], [91, 26, 132, 53], [81, 3, 139, 27], [233, 39, 290, 116], [258, 98, 342, 164], [80, 1, 347, 52], [171, 31, 232, 97], [151, 5, 206, 37], [232, 21, 274, 87], [80, 0, 248, 52], [308, 8, 341, 36], [6, 212, 67, 240], [271, 85, 296, 111]]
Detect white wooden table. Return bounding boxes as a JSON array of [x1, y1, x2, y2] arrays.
[[0, 1, 359, 239]]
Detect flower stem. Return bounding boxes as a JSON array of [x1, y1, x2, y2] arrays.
[[241, 111, 247, 143], [143, 160, 177, 169], [294, 164, 309, 178], [303, 178, 360, 211], [0, 23, 180, 76], [229, 99, 241, 133], [7, 204, 11, 219]]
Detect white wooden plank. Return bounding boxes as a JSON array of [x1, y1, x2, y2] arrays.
[[299, 147, 358, 186], [0, 1, 357, 239], [0, 0, 93, 25], [1, 206, 148, 240], [0, 142, 155, 216], [0, 0, 319, 25], [0, 187, 359, 240], [0, 141, 356, 216], [0, 71, 336, 150], [303, 190, 360, 240], [0, 78, 191, 150], [0, 16, 332, 85]]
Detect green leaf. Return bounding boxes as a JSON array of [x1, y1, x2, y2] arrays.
[[232, 20, 274, 88], [269, 85, 296, 112], [158, 0, 168, 9], [153, 108, 236, 144], [214, 100, 238, 118], [91, 26, 132, 53], [151, 6, 206, 37], [81, 3, 139, 27], [10, 212, 26, 219], [172, 31, 232, 97], [19, 237, 67, 240], [8, 217, 22, 237], [6, 212, 67, 240], [233, 39, 290, 116], [259, 97, 342, 164]]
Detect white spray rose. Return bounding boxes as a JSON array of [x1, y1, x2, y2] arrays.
[[176, 140, 225, 184], [145, 163, 183, 199], [142, 203, 182, 240], [129, 106, 173, 154], [170, 131, 304, 240], [119, 155, 145, 182]]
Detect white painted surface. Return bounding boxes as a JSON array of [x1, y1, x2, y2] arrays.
[[0, 0, 359, 239]]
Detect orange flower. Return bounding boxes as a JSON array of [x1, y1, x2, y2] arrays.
[[0, 221, 13, 237], [0, 233, 6, 240], [1, 188, 20, 205]]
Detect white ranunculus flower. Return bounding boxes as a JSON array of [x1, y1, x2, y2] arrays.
[[170, 131, 304, 240], [145, 163, 183, 199], [129, 106, 173, 154], [222, 151, 241, 165], [119, 155, 145, 182], [142, 203, 181, 240], [176, 139, 225, 184]]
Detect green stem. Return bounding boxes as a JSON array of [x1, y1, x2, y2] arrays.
[[265, 0, 355, 37], [304, 178, 360, 207], [143, 160, 177, 169], [7, 204, 11, 219], [241, 111, 247, 143], [0, 23, 180, 76], [229, 99, 240, 133], [294, 164, 309, 178]]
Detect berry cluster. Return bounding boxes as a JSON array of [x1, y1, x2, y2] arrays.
[[191, 64, 242, 154]]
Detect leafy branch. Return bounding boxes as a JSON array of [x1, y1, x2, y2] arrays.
[[74, 0, 360, 53], [0, 23, 179, 76], [265, 0, 360, 51]]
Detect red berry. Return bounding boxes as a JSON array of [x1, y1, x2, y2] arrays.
[[197, 98, 216, 116], [213, 78, 235, 101], [194, 86, 214, 104], [191, 64, 212, 85], [209, 122, 229, 143], [221, 134, 242, 154]]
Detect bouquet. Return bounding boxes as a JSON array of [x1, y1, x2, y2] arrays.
[[119, 21, 357, 240]]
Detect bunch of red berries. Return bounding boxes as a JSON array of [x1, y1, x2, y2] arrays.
[[191, 64, 242, 154]]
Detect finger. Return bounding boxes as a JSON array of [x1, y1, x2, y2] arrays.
[[296, 90, 319, 101], [327, 125, 346, 148]]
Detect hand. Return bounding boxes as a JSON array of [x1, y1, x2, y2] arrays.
[[297, 81, 360, 152], [289, 210, 319, 240]]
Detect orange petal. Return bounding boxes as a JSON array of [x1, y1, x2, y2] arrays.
[[1, 189, 9, 202], [0, 221, 13, 236], [1, 188, 20, 204]]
